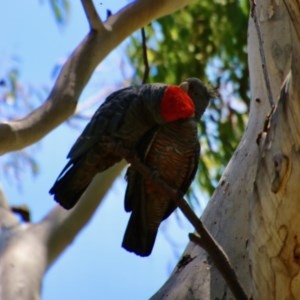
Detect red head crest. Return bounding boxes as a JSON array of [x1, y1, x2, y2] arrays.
[[160, 86, 195, 122]]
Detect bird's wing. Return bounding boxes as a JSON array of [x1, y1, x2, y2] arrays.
[[124, 126, 158, 212], [67, 87, 136, 161], [67, 84, 167, 162]]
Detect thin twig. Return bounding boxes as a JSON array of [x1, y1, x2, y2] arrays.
[[250, 0, 275, 107], [103, 138, 248, 300], [189, 233, 249, 299], [141, 27, 149, 84], [81, 0, 105, 31]]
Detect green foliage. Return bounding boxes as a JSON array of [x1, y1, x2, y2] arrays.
[[48, 0, 70, 25], [0, 66, 46, 182], [127, 0, 249, 197]]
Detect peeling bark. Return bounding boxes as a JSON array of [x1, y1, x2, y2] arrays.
[[249, 1, 300, 297]]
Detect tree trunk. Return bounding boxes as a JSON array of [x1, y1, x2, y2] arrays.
[[153, 1, 296, 299]]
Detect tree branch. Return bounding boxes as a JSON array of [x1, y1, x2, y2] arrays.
[[283, 1, 300, 41], [141, 27, 149, 83], [0, 0, 191, 155], [282, 0, 300, 98], [41, 161, 126, 266], [81, 0, 105, 31], [188, 233, 249, 300], [0, 185, 19, 228], [0, 185, 10, 209], [250, 0, 274, 107]]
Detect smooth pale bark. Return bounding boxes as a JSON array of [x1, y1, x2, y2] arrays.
[[152, 1, 294, 299], [0, 162, 126, 300], [249, 1, 300, 299]]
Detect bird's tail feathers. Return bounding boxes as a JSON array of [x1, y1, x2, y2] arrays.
[[122, 210, 158, 257], [49, 162, 93, 210]]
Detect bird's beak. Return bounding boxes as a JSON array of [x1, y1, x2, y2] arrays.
[[179, 81, 189, 93]]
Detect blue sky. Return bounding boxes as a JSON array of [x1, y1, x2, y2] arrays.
[[0, 1, 199, 299]]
